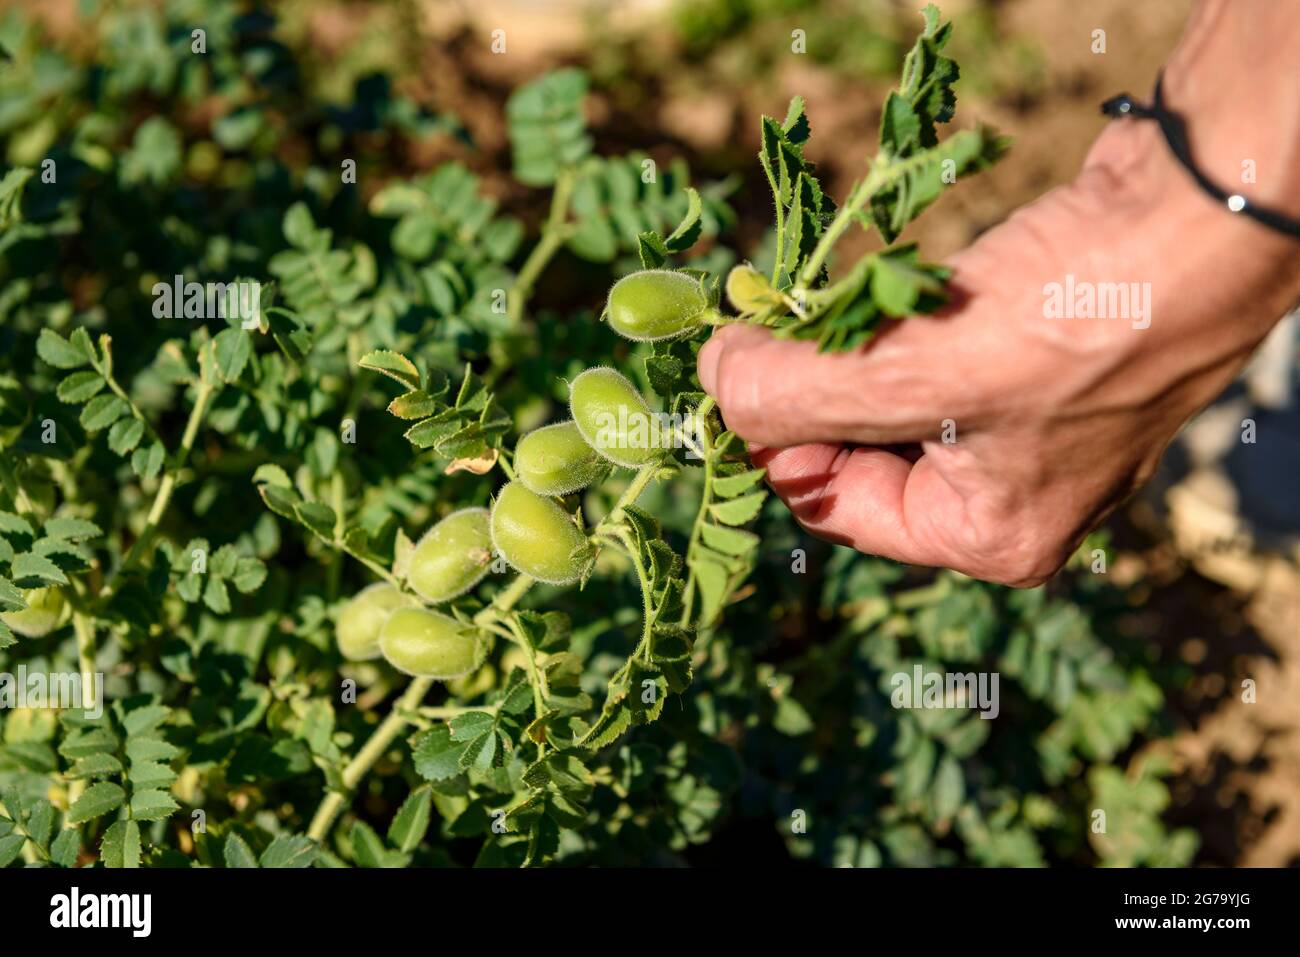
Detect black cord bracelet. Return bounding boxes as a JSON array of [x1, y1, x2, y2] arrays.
[[1101, 73, 1300, 240]]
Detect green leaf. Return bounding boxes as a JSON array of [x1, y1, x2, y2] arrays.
[[932, 754, 964, 821], [871, 250, 946, 317], [107, 416, 145, 455], [213, 328, 252, 383], [131, 441, 166, 479], [388, 787, 433, 854], [257, 482, 302, 521], [708, 491, 766, 526], [203, 576, 231, 614], [782, 95, 811, 144], [0, 167, 34, 230], [880, 92, 922, 157], [125, 736, 181, 763], [26, 800, 54, 850], [523, 749, 594, 803], [449, 710, 496, 743], [128, 760, 177, 791], [252, 464, 293, 488], [49, 827, 80, 867], [70, 753, 124, 779], [712, 468, 766, 498], [412, 726, 466, 782], [524, 814, 560, 867], [56, 371, 105, 403], [120, 117, 182, 185], [36, 329, 91, 369], [637, 231, 668, 269], [691, 556, 730, 625], [699, 522, 760, 557], [584, 701, 633, 750], [0, 576, 23, 611], [350, 821, 387, 868], [59, 726, 119, 759], [100, 820, 142, 869], [0, 512, 34, 537], [403, 416, 460, 450], [128, 788, 178, 821], [458, 729, 499, 774], [264, 307, 313, 362], [122, 705, 170, 737], [67, 781, 126, 825], [223, 833, 259, 868], [359, 350, 420, 391], [42, 517, 102, 541], [11, 552, 70, 586], [664, 187, 703, 253], [232, 557, 267, 593], [295, 501, 337, 538], [773, 695, 814, 735], [388, 391, 440, 420], [79, 394, 128, 431], [507, 68, 591, 186], [282, 202, 317, 249], [259, 833, 318, 868], [0, 833, 27, 868]]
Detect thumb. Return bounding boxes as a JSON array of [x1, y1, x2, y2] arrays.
[[697, 320, 960, 447]]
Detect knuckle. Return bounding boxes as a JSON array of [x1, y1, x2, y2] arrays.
[[984, 541, 1069, 588], [948, 510, 1069, 588]]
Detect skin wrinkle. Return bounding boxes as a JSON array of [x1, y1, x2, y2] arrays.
[[699, 0, 1300, 586]]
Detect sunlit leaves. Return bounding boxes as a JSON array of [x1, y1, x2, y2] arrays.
[[269, 203, 368, 318], [571, 155, 727, 264], [119, 117, 182, 186], [507, 69, 592, 186], [362, 354, 510, 461], [687, 427, 766, 627]]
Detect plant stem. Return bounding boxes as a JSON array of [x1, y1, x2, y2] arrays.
[[61, 363, 215, 827], [764, 162, 786, 285], [64, 604, 101, 815], [338, 542, 401, 589], [797, 168, 878, 287], [797, 146, 955, 287], [103, 368, 166, 451], [307, 675, 433, 841], [615, 527, 656, 662], [103, 375, 216, 596], [504, 616, 550, 757], [305, 573, 535, 843], [419, 703, 500, 720], [507, 167, 576, 329], [326, 471, 346, 600], [599, 463, 659, 529], [680, 397, 716, 625]]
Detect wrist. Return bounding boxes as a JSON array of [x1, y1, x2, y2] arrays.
[[1160, 0, 1300, 217], [1078, 117, 1300, 355]]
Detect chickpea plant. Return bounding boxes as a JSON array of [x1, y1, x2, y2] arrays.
[[264, 5, 1004, 864], [2, 2, 1193, 870]]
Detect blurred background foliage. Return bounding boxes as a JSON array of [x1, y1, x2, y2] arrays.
[[0, 0, 1293, 867]]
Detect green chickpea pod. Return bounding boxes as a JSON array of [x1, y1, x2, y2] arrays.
[[490, 481, 594, 585], [379, 607, 486, 679], [604, 269, 709, 342], [568, 367, 663, 469], [407, 507, 493, 604]]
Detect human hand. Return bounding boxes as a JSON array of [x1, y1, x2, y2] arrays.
[[699, 3, 1300, 586]]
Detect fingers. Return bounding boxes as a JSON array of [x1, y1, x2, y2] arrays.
[[751, 443, 963, 569], [698, 318, 978, 448], [754, 440, 1073, 587]]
